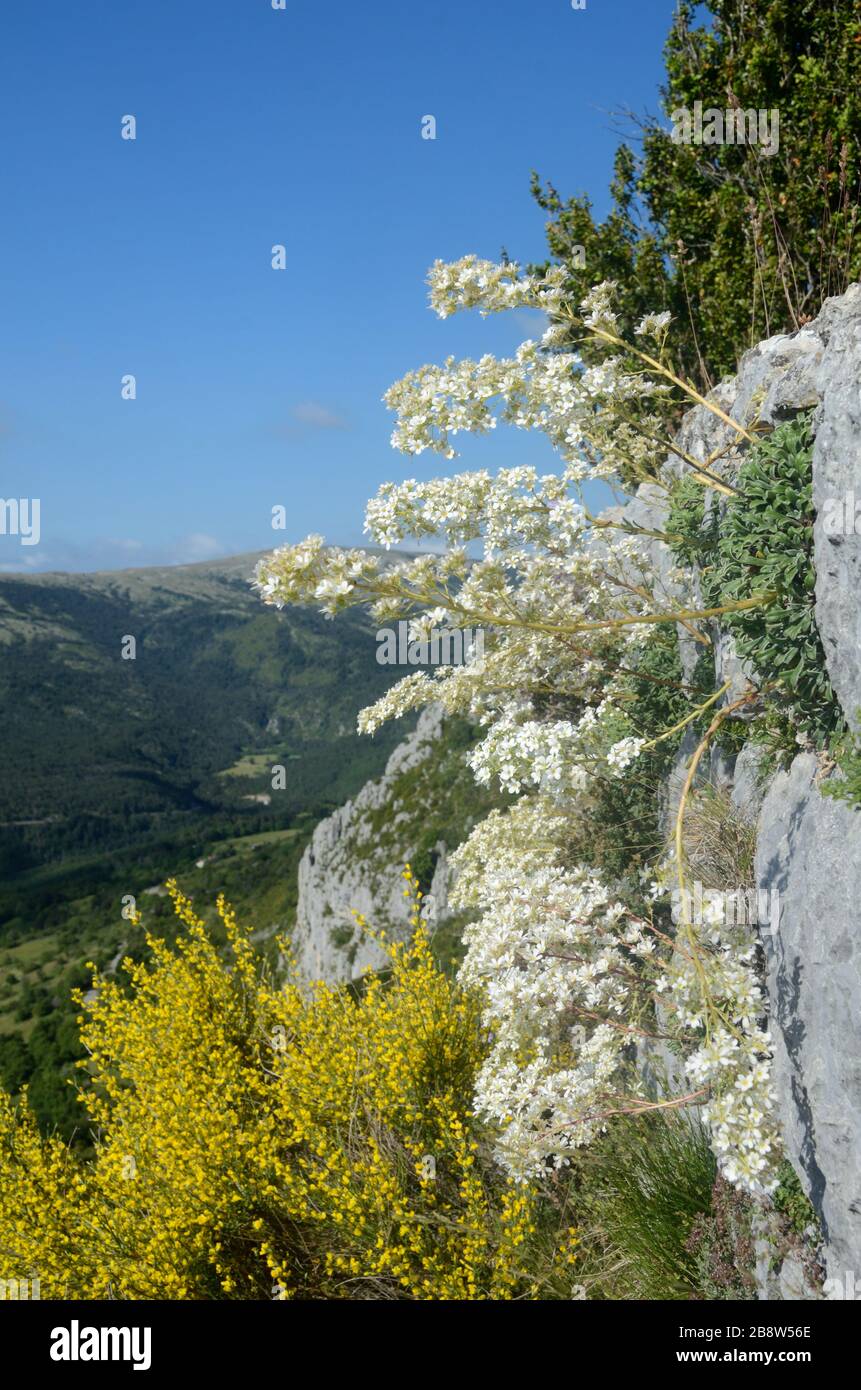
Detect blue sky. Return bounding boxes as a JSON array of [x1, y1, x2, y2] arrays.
[[0, 0, 680, 573]]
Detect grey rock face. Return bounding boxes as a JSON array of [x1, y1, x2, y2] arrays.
[[707, 290, 861, 1282], [755, 753, 861, 1277], [731, 327, 823, 428], [291, 705, 450, 983], [729, 742, 769, 824], [777, 1250, 821, 1302], [642, 287, 861, 1289], [811, 285, 861, 731], [753, 1212, 822, 1302]]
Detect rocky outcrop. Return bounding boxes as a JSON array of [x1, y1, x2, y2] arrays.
[[291, 706, 453, 983], [811, 286, 861, 731], [755, 755, 861, 1280], [639, 286, 861, 1285], [289, 287, 861, 1286]]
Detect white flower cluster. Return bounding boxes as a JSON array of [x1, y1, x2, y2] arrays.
[[636, 310, 673, 339], [383, 343, 588, 463], [363, 465, 585, 557], [468, 700, 639, 799], [383, 340, 669, 477], [454, 854, 652, 1177], [427, 255, 568, 319], [655, 916, 780, 1194], [253, 536, 384, 616], [448, 797, 569, 909], [450, 807, 780, 1193], [605, 736, 647, 773], [581, 279, 620, 332], [386, 265, 673, 481], [254, 255, 780, 1199], [356, 619, 608, 736]]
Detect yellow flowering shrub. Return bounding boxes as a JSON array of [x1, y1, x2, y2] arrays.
[[0, 873, 578, 1300]]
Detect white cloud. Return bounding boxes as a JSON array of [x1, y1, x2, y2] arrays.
[[290, 401, 349, 430], [0, 553, 41, 572], [169, 532, 221, 563], [512, 308, 549, 336], [0, 532, 229, 574]]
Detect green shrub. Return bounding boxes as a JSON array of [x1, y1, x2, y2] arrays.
[[823, 713, 861, 812], [702, 414, 843, 746], [576, 1111, 733, 1300], [772, 1159, 818, 1240], [667, 474, 718, 569], [533, 0, 861, 386]]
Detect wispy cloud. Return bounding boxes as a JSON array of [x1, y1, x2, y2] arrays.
[[290, 401, 349, 431], [0, 532, 229, 575], [512, 308, 549, 337], [169, 532, 222, 563]]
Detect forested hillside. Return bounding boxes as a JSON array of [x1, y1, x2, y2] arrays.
[[0, 552, 409, 1135], [0, 551, 406, 872]]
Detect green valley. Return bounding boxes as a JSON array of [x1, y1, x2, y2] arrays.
[[0, 551, 410, 1136]]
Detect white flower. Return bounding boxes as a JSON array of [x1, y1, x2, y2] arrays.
[[606, 736, 645, 773], [635, 310, 672, 338]]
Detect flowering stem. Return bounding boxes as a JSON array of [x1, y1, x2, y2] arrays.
[[367, 579, 777, 640], [585, 323, 758, 449], [547, 1087, 710, 1137], [589, 1089, 710, 1121], [585, 509, 686, 546], [608, 396, 742, 496], [641, 680, 731, 752], [673, 687, 763, 1043]]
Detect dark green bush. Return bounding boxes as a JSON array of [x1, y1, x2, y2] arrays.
[[533, 0, 861, 385], [577, 1111, 750, 1300], [702, 414, 843, 746]]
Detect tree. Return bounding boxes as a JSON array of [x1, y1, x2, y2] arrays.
[[533, 0, 861, 386]]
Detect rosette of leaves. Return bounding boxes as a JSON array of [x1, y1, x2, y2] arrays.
[[823, 712, 861, 811], [701, 413, 842, 747], [667, 473, 719, 569]]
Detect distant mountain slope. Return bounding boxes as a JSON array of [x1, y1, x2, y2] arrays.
[[0, 549, 414, 1137], [0, 550, 408, 876]]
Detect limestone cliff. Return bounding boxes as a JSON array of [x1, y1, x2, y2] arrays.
[[626, 285, 861, 1288], [291, 287, 861, 1291]]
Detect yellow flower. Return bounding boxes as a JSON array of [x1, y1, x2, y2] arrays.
[[0, 873, 571, 1301]]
